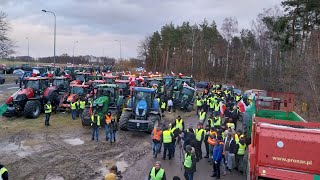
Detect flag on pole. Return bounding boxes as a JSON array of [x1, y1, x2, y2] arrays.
[[220, 101, 226, 115], [237, 99, 247, 113]]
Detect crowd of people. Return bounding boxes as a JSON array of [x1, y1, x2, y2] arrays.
[[148, 85, 249, 180]]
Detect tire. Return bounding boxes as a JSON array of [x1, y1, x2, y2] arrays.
[[81, 108, 91, 126], [119, 110, 131, 130], [187, 104, 193, 112], [147, 114, 161, 133], [24, 100, 41, 118], [48, 91, 59, 110]]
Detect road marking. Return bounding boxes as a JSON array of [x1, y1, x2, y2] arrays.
[[7, 87, 19, 90]]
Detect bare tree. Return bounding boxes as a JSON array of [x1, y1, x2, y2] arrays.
[[221, 17, 238, 83], [0, 11, 15, 57]]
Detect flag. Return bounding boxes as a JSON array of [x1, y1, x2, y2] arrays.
[[32, 69, 40, 75], [171, 71, 175, 75], [179, 73, 183, 76], [220, 101, 226, 115], [237, 99, 247, 113]]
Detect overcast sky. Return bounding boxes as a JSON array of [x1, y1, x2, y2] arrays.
[[1, 0, 282, 59]]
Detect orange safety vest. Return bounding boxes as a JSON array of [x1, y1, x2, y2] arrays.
[[105, 115, 112, 124], [152, 129, 162, 141], [209, 130, 217, 137], [219, 141, 225, 155], [207, 137, 216, 145]]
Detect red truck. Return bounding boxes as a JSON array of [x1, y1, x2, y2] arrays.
[[248, 94, 320, 180]]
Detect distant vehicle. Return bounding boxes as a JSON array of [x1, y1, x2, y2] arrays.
[[196, 81, 210, 88], [13, 69, 24, 76], [16, 71, 32, 85], [0, 75, 5, 84]]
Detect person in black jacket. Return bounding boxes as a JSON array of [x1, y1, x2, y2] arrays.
[[204, 125, 210, 158], [224, 132, 236, 172], [0, 164, 8, 180]]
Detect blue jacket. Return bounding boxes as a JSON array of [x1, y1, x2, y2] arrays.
[[213, 142, 223, 162]]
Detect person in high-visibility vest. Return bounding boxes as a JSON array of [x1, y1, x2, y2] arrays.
[[213, 116, 222, 127], [196, 97, 203, 115], [214, 101, 220, 116], [91, 113, 101, 141], [183, 145, 196, 180], [79, 98, 86, 118], [226, 118, 235, 130], [235, 137, 247, 174], [0, 164, 8, 180], [105, 112, 112, 142], [148, 161, 166, 180], [70, 101, 77, 120], [234, 129, 244, 144], [199, 109, 206, 124], [207, 127, 217, 163], [161, 126, 173, 160], [160, 101, 166, 116], [44, 101, 52, 126], [151, 126, 162, 158], [175, 115, 184, 131], [195, 123, 205, 161]]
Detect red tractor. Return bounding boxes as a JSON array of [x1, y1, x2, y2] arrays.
[[3, 77, 60, 118], [59, 84, 91, 110], [70, 72, 91, 85]]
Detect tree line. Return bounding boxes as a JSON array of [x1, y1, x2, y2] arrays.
[[138, 0, 320, 120]]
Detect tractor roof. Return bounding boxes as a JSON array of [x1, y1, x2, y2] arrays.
[[76, 72, 91, 75], [53, 76, 68, 79], [146, 78, 163, 81], [163, 76, 174, 79], [96, 84, 119, 88], [25, 77, 49, 81], [104, 75, 119, 78], [134, 87, 156, 93], [70, 84, 90, 88], [91, 80, 105, 83], [115, 80, 130, 83]]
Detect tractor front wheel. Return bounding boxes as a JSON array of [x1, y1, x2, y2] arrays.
[[24, 100, 41, 118], [148, 114, 161, 133], [119, 110, 131, 130]]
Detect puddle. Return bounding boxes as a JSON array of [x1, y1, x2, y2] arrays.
[[45, 173, 64, 180], [63, 138, 84, 146], [116, 160, 128, 172], [0, 141, 35, 157], [0, 142, 20, 152], [101, 159, 128, 173]]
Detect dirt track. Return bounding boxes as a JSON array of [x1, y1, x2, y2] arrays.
[[0, 111, 246, 180]]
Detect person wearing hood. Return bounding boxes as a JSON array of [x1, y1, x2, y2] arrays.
[[211, 135, 224, 179], [235, 137, 247, 174], [183, 145, 196, 180]]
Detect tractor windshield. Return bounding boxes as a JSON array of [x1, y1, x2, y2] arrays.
[[117, 83, 128, 89], [53, 79, 68, 86], [134, 91, 152, 108], [71, 86, 85, 94], [105, 78, 115, 84], [181, 87, 194, 96], [149, 80, 161, 86], [121, 76, 130, 80], [164, 78, 173, 86], [76, 74, 85, 82], [174, 80, 183, 89], [25, 80, 40, 90], [97, 88, 114, 97]]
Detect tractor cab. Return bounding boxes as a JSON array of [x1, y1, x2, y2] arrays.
[[103, 75, 118, 84], [120, 74, 132, 80], [163, 76, 175, 87], [173, 86, 195, 111], [52, 76, 70, 93], [146, 78, 164, 95], [177, 76, 195, 87], [95, 84, 120, 106], [24, 77, 50, 95], [115, 80, 131, 97], [71, 72, 90, 85]]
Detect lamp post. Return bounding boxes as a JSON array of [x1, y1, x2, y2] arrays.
[[114, 40, 122, 60], [72, 40, 78, 65], [26, 37, 29, 62], [42, 9, 56, 73]]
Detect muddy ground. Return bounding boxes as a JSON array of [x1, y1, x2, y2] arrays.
[[0, 109, 245, 180]]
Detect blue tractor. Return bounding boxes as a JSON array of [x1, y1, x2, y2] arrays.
[[119, 87, 161, 133]]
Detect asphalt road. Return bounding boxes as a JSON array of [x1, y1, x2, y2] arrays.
[[0, 83, 20, 94]]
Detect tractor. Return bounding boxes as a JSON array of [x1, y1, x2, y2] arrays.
[[145, 78, 164, 96], [115, 80, 132, 98], [103, 75, 118, 84], [70, 72, 90, 85], [59, 84, 91, 111], [173, 86, 195, 112], [52, 76, 71, 94], [3, 77, 60, 118], [81, 84, 124, 127], [163, 76, 175, 98], [119, 87, 161, 133]]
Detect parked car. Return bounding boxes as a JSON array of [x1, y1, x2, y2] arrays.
[[0, 75, 5, 84], [13, 69, 24, 76], [196, 81, 210, 88], [15, 71, 32, 84]]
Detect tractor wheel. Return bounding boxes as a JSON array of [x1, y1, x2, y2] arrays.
[[48, 91, 59, 111], [81, 108, 91, 126], [187, 104, 193, 112], [24, 100, 41, 118], [147, 114, 161, 134], [119, 110, 131, 131]]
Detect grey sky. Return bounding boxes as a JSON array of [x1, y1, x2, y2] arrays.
[[1, 0, 282, 59]]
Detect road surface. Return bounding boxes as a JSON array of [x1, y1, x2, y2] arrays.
[[0, 83, 20, 94]]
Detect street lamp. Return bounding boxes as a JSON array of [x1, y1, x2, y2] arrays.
[[26, 37, 29, 62], [114, 40, 122, 60], [72, 40, 78, 65], [42, 9, 56, 73]]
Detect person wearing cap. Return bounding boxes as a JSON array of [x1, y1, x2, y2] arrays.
[[211, 135, 224, 179], [0, 164, 8, 180], [148, 161, 166, 180], [44, 100, 52, 126], [183, 145, 196, 180]]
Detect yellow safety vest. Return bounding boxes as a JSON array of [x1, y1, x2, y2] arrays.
[[79, 101, 86, 109], [171, 127, 177, 134], [162, 130, 172, 143], [157, 98, 160, 103], [199, 112, 206, 121], [184, 153, 192, 168], [150, 167, 165, 180], [227, 123, 235, 129], [175, 118, 183, 131], [236, 95, 241, 101], [161, 102, 166, 109], [91, 115, 101, 126], [196, 99, 202, 106], [237, 143, 246, 155], [235, 134, 244, 144], [45, 104, 52, 114], [196, 129, 205, 141], [0, 167, 8, 176], [208, 118, 214, 127], [209, 101, 214, 109], [70, 102, 77, 110], [213, 117, 221, 127], [214, 103, 220, 111]]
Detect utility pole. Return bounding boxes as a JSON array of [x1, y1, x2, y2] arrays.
[[42, 9, 56, 75], [114, 40, 122, 60], [72, 40, 78, 65], [26, 37, 30, 63]]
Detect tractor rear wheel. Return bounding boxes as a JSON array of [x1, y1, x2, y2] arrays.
[[24, 100, 41, 118], [119, 110, 131, 130], [148, 114, 161, 133]]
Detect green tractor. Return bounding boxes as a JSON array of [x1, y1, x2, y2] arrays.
[[173, 86, 195, 112], [81, 84, 124, 127]]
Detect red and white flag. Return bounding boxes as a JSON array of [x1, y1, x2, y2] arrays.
[[220, 101, 226, 115], [237, 99, 247, 113]]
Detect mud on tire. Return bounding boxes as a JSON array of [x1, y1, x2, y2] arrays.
[[24, 100, 41, 118], [119, 110, 131, 130], [147, 114, 161, 133]]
